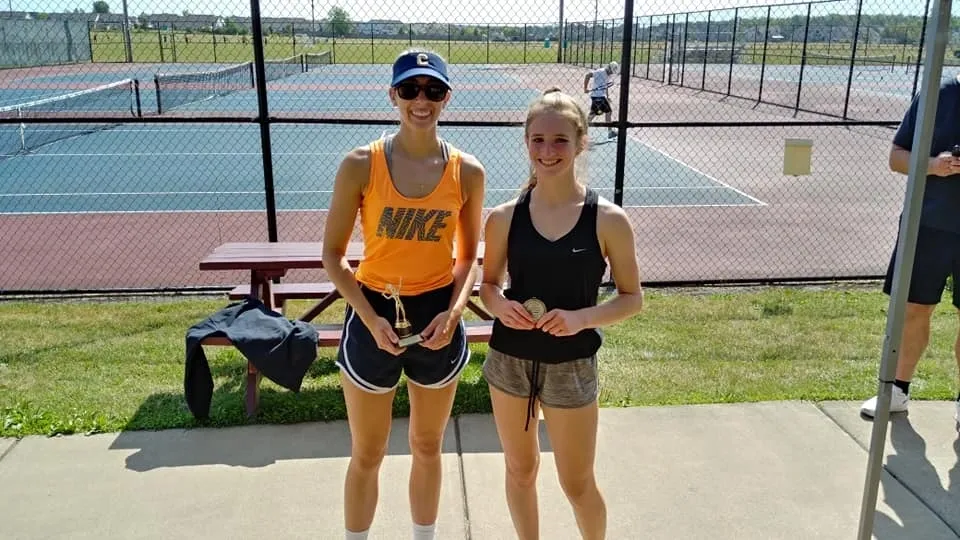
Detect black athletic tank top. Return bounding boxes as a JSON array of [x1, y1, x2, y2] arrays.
[[489, 186, 608, 363]]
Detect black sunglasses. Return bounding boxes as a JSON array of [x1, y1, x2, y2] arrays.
[[394, 81, 449, 102]]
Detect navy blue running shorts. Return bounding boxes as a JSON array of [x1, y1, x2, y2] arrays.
[[883, 225, 960, 308], [336, 282, 470, 393]]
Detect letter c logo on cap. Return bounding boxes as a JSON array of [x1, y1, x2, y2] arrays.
[[416, 53, 429, 66]]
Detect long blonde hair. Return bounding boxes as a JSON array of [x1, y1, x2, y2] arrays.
[[522, 87, 589, 192]]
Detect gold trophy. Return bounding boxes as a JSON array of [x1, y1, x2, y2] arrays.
[[384, 281, 423, 347], [522, 297, 547, 321]]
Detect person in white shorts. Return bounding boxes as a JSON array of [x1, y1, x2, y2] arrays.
[[583, 61, 619, 140]]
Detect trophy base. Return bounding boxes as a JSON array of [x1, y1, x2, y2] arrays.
[[398, 333, 424, 347]]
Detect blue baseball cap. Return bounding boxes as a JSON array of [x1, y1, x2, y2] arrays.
[[391, 51, 451, 88]]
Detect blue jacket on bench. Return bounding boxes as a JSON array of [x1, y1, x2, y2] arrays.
[[184, 297, 319, 419]]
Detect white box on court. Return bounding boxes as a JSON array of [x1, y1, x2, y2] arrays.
[[783, 138, 813, 176]]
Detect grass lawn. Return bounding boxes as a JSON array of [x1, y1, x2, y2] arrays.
[[91, 31, 569, 65], [1, 284, 958, 438], [89, 29, 927, 68]]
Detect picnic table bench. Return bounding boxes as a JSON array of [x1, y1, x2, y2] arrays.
[[197, 241, 492, 417]]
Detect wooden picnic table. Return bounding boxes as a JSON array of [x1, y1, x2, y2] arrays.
[[197, 241, 491, 417], [198, 241, 487, 319]]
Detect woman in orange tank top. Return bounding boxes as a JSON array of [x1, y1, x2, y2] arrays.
[[321, 49, 485, 540]]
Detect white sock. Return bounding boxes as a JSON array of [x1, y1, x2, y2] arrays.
[[345, 529, 368, 540], [413, 522, 436, 540]]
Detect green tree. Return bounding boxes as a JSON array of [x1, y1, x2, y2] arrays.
[[328, 6, 352, 38], [92, 1, 110, 14]]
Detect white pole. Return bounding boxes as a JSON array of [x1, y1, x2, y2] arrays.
[[856, 0, 953, 538]]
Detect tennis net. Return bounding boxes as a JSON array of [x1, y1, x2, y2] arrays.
[[154, 62, 254, 114], [263, 54, 305, 83], [0, 78, 141, 157], [805, 54, 898, 71], [304, 51, 332, 71]]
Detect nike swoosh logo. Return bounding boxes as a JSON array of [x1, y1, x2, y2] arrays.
[[572, 248, 586, 253]]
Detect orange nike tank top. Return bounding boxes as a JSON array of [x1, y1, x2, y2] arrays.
[[354, 137, 463, 296]]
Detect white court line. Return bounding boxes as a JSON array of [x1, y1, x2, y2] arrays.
[[625, 132, 767, 207]]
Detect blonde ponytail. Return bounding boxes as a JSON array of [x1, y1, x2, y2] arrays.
[[522, 170, 537, 193]]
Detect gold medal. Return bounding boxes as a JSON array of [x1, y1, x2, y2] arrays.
[[522, 298, 547, 321]]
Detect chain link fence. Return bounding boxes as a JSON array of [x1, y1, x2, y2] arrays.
[[0, 0, 948, 293]]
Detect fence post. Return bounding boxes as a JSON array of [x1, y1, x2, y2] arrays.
[[681, 13, 689, 86], [211, 24, 217, 62], [557, 0, 565, 63], [121, 0, 133, 62], [843, 0, 864, 119], [667, 16, 676, 84], [87, 21, 95, 62], [249, 0, 279, 242], [794, 3, 813, 116], [158, 27, 164, 63], [612, 0, 635, 208], [577, 24, 582, 65], [727, 8, 738, 95], [758, 6, 771, 102], [599, 19, 606, 65], [660, 17, 668, 81], [61, 20, 75, 63], [591, 17, 597, 66], [609, 19, 615, 64], [702, 10, 711, 90], [912, 0, 931, 98], [645, 16, 652, 78]]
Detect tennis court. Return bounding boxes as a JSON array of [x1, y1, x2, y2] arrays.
[[1, 53, 908, 291], [0, 57, 761, 215]]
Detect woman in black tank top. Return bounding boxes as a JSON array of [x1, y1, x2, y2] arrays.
[[479, 88, 644, 540]]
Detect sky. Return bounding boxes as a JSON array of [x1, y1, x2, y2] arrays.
[[9, 0, 926, 25]]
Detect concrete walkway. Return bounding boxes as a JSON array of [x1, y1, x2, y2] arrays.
[[1, 401, 957, 539]]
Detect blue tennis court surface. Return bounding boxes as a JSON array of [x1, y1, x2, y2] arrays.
[[1, 62, 543, 116], [0, 62, 761, 214], [0, 123, 760, 214]]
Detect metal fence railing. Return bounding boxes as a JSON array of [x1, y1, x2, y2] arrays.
[[0, 0, 943, 293]]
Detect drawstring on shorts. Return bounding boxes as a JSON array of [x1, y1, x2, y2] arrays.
[[524, 359, 541, 432]]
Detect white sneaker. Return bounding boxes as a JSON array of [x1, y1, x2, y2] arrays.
[[860, 386, 910, 418]]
